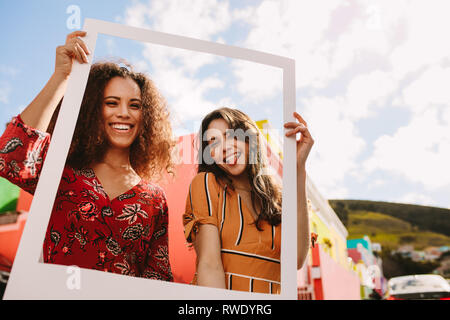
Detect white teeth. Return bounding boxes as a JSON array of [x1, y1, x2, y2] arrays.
[[225, 152, 241, 164], [111, 123, 131, 130]]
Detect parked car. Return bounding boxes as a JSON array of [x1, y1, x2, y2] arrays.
[[0, 254, 12, 300], [386, 274, 450, 300]]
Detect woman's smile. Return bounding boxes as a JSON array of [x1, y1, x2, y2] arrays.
[[109, 122, 135, 133], [224, 151, 242, 165]]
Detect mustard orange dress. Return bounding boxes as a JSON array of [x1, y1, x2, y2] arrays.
[[183, 172, 281, 294]]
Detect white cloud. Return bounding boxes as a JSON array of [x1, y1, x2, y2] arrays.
[[363, 63, 450, 192], [367, 178, 385, 190], [388, 0, 450, 79], [122, 0, 232, 72], [137, 44, 225, 123], [400, 64, 450, 114], [345, 70, 397, 120], [397, 192, 436, 207], [121, 0, 232, 41], [231, 60, 282, 104], [364, 107, 450, 191], [232, 0, 408, 93], [157, 67, 224, 117], [301, 96, 366, 199], [120, 1, 152, 29], [105, 38, 116, 56], [232, 0, 450, 98], [233, 0, 341, 90], [443, 105, 450, 126], [0, 65, 19, 77], [0, 81, 11, 104]]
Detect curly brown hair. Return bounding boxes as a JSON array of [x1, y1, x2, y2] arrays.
[[47, 60, 175, 181], [197, 107, 282, 230]]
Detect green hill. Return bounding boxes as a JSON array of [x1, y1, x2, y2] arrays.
[[343, 210, 450, 250], [329, 199, 450, 237]]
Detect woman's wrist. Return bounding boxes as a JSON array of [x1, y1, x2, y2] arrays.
[[297, 164, 306, 179], [47, 72, 69, 100], [51, 71, 70, 83]]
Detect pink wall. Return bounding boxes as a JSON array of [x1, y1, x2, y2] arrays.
[[319, 245, 361, 300], [158, 136, 198, 284]]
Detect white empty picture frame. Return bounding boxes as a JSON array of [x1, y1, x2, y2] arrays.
[[3, 18, 297, 300]]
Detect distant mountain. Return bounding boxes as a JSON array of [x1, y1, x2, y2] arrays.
[[340, 209, 449, 250], [329, 199, 450, 238], [328, 200, 450, 278]]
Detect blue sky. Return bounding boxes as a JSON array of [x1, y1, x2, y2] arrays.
[[1, 0, 449, 209]]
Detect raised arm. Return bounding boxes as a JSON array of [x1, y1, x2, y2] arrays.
[[0, 31, 90, 194], [20, 31, 90, 131], [284, 112, 314, 269], [296, 168, 310, 269]]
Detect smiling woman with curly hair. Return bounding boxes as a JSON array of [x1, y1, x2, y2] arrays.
[[48, 60, 175, 181], [0, 31, 175, 281]]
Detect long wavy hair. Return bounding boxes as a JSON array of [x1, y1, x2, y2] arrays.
[[47, 60, 175, 181], [197, 107, 282, 230]]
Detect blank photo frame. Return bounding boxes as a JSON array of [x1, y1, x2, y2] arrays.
[[4, 18, 297, 300]]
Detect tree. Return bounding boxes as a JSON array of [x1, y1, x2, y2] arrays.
[[380, 248, 440, 279]]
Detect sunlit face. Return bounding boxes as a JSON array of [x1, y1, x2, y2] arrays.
[[205, 118, 249, 177], [102, 76, 143, 150]]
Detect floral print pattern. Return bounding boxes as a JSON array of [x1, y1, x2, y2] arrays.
[[122, 223, 144, 241], [0, 116, 173, 282], [116, 203, 148, 224]]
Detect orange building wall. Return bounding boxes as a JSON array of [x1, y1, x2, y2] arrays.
[[0, 212, 27, 263]]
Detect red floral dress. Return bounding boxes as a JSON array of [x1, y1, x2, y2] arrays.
[[0, 116, 173, 281]]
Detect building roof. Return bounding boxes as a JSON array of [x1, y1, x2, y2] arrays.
[[347, 236, 372, 253]]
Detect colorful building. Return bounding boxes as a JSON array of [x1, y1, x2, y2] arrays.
[[0, 178, 20, 214], [347, 236, 387, 299], [297, 177, 361, 300], [0, 187, 31, 263]]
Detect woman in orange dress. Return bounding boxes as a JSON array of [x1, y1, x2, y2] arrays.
[[183, 107, 314, 294]]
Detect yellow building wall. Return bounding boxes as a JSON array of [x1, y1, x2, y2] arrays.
[[255, 119, 283, 160], [308, 201, 349, 270], [329, 228, 351, 269]]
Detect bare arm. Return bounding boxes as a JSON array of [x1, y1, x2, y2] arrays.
[[20, 73, 68, 131], [284, 112, 314, 269], [297, 167, 310, 269], [20, 31, 90, 131], [193, 224, 226, 289]]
